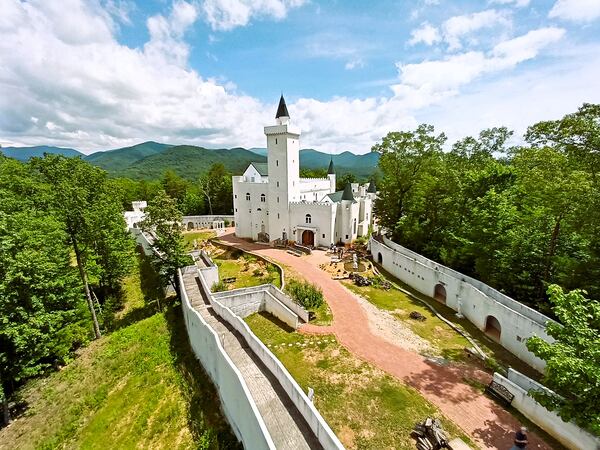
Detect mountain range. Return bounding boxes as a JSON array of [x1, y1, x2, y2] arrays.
[[1, 141, 379, 180]]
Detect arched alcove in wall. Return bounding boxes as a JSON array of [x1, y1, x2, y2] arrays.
[[187, 222, 194, 231], [377, 252, 383, 264], [433, 284, 446, 304], [485, 315, 502, 342]]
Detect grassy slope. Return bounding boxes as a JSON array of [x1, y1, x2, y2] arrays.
[[246, 312, 474, 450], [0, 253, 237, 450]]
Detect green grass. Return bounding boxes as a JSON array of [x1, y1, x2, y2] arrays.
[[344, 283, 471, 361], [183, 230, 217, 251], [0, 252, 238, 450], [245, 312, 474, 450], [213, 252, 281, 290]]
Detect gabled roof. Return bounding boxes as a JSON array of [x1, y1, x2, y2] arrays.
[[326, 185, 356, 203], [275, 95, 290, 118], [342, 182, 354, 201], [367, 180, 376, 193], [250, 162, 268, 176], [327, 158, 335, 175]]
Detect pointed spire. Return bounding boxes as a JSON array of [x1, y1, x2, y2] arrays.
[[275, 94, 289, 119], [327, 157, 335, 175], [342, 182, 354, 201], [367, 179, 376, 193]]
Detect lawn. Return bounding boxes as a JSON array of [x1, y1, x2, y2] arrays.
[[0, 251, 238, 450], [344, 283, 471, 362], [183, 230, 217, 251], [245, 312, 474, 450], [212, 249, 282, 290]]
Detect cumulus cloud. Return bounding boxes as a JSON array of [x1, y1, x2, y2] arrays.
[[548, 0, 600, 23], [408, 22, 441, 46], [201, 0, 306, 31], [442, 9, 512, 50]]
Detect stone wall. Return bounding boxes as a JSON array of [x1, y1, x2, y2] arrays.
[[370, 236, 553, 371]]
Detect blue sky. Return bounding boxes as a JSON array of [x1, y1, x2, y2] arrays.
[[1, 0, 600, 153]]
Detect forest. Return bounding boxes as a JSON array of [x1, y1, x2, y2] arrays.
[[373, 104, 600, 313]]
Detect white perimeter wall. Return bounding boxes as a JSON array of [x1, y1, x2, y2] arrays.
[[370, 236, 553, 371], [493, 369, 600, 450], [178, 268, 276, 450]]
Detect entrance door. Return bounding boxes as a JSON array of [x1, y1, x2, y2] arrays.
[[302, 230, 314, 246]]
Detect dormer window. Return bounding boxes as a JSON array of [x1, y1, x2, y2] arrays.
[[305, 214, 312, 224]]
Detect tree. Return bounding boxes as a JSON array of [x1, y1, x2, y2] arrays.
[[140, 190, 188, 293], [198, 163, 233, 215], [335, 172, 356, 191], [0, 157, 86, 425], [527, 285, 600, 434]]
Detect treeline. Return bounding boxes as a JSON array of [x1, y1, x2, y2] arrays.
[[112, 163, 233, 216], [374, 104, 600, 311], [0, 155, 134, 424]]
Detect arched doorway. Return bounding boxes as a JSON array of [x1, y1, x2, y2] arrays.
[[377, 252, 383, 264], [485, 315, 502, 342], [433, 284, 446, 304], [302, 230, 314, 246], [187, 222, 194, 231]]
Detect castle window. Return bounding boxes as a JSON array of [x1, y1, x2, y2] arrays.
[[249, 209, 251, 213], [277, 181, 279, 187], [275, 138, 278, 144], [277, 196, 279, 203], [322, 234, 325, 239], [234, 194, 237, 199], [260, 194, 266, 202], [246, 193, 250, 201], [257, 208, 262, 211], [277, 213, 280, 219], [276, 160, 279, 167], [353, 218, 357, 233], [305, 214, 311, 224]]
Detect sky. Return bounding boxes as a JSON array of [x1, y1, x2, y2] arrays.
[[1, 0, 600, 154]]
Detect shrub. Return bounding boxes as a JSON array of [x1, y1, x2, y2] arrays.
[[252, 268, 264, 277], [285, 279, 324, 309], [211, 280, 228, 292]]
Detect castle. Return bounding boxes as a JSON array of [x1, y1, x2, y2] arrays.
[[232, 96, 376, 247]]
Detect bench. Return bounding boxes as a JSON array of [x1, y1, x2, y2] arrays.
[[485, 380, 514, 406], [222, 277, 237, 283]]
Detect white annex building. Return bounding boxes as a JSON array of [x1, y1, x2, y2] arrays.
[[233, 96, 377, 247]]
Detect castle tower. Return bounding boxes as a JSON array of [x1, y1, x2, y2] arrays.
[[327, 157, 336, 193], [265, 95, 300, 241]]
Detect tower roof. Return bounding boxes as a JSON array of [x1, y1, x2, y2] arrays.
[[367, 180, 376, 193], [342, 182, 354, 201], [327, 158, 335, 175], [275, 95, 290, 119]]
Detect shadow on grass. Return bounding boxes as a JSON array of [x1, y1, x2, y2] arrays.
[[257, 311, 296, 333], [164, 305, 242, 450]]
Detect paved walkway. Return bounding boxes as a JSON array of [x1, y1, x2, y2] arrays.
[[219, 232, 553, 450], [181, 270, 321, 450]]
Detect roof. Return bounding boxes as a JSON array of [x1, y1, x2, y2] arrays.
[[326, 185, 356, 203], [367, 180, 376, 193], [327, 158, 335, 175], [275, 95, 290, 118], [342, 182, 354, 201], [250, 162, 268, 176]]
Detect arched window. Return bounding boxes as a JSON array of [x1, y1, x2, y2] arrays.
[[246, 193, 250, 201], [305, 214, 312, 224], [353, 218, 357, 233], [260, 193, 266, 202]]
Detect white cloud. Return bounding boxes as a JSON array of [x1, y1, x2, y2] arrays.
[[548, 0, 600, 23], [442, 9, 511, 50], [201, 0, 306, 31], [489, 0, 531, 7], [408, 22, 441, 46], [345, 58, 365, 70]]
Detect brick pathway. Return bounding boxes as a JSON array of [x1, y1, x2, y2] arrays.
[[219, 232, 552, 450]]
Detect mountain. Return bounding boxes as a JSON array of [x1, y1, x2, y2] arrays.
[[113, 145, 267, 180], [0, 145, 83, 161], [248, 147, 267, 156], [84, 141, 171, 172], [299, 149, 380, 178]]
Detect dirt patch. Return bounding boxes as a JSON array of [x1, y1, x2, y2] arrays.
[[338, 425, 356, 449], [346, 287, 433, 354]]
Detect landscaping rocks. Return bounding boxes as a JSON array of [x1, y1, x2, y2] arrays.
[[409, 311, 427, 321]]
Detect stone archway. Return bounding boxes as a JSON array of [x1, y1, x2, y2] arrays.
[[302, 230, 314, 247], [377, 252, 383, 264], [187, 222, 194, 231], [485, 315, 502, 342], [433, 283, 446, 304]]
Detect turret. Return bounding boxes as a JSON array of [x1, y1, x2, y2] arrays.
[[275, 95, 290, 125], [327, 157, 336, 193]]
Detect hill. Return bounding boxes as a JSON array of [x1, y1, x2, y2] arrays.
[[299, 149, 379, 178], [115, 145, 267, 180], [84, 141, 171, 172], [0, 145, 83, 161]]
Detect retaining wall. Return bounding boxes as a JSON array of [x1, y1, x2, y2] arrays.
[[178, 268, 275, 449], [370, 236, 552, 371], [493, 369, 600, 450]]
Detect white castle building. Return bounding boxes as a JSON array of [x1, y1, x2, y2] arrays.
[[233, 96, 377, 247]]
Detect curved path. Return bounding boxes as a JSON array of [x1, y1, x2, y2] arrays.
[[219, 232, 552, 450]]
